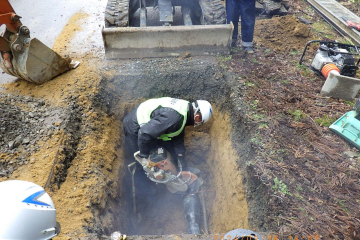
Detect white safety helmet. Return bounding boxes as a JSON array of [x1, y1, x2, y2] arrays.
[[0, 180, 60, 240], [192, 100, 213, 127]]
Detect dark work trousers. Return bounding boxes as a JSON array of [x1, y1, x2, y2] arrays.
[[226, 0, 256, 47]]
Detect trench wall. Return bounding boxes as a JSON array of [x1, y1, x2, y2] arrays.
[[93, 57, 267, 236]]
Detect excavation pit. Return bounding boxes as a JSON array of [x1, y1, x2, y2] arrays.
[[94, 57, 261, 238]]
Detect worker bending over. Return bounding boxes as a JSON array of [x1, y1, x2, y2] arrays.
[[123, 97, 213, 172]]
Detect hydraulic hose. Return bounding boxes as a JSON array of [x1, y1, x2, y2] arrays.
[[183, 194, 201, 234]]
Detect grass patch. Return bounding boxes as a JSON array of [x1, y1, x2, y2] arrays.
[[315, 114, 337, 127], [288, 109, 306, 122], [217, 55, 232, 62], [272, 177, 292, 196]]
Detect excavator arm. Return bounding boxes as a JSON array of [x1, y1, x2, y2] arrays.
[[0, 0, 74, 84]]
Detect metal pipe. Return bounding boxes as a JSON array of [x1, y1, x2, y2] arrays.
[[200, 186, 209, 234], [183, 194, 201, 234]]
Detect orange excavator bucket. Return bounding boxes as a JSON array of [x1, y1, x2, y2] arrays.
[[0, 0, 73, 84]]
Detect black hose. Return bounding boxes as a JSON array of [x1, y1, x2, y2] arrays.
[[183, 194, 201, 234]]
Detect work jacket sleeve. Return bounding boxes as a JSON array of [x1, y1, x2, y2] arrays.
[[138, 108, 184, 157]]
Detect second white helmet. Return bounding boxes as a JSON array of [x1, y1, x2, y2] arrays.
[[0, 180, 60, 240]]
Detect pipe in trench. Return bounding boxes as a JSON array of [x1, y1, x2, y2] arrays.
[[183, 194, 201, 234]]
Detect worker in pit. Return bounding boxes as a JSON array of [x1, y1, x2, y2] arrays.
[[122, 97, 213, 194], [226, 0, 256, 53]]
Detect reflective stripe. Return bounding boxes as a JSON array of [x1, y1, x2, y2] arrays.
[[136, 97, 189, 141]]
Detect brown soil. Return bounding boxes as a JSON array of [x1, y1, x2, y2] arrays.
[[1, 0, 360, 239], [254, 15, 312, 53]]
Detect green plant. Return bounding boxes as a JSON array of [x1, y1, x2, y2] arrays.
[[246, 160, 255, 166], [290, 50, 299, 55], [230, 47, 240, 53], [315, 114, 337, 127], [258, 122, 268, 129], [297, 63, 308, 70], [253, 114, 264, 121], [338, 200, 350, 214], [245, 82, 255, 87], [219, 63, 228, 69], [252, 58, 259, 63], [280, 79, 289, 84], [217, 55, 232, 61], [250, 135, 264, 147], [296, 63, 313, 77], [287, 109, 306, 122], [264, 49, 271, 54], [295, 193, 304, 200], [272, 177, 292, 196], [344, 100, 355, 106]]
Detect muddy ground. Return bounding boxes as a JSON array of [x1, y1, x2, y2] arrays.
[[1, 0, 360, 239]]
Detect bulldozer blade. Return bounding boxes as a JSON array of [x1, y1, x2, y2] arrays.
[[0, 38, 72, 84], [102, 24, 234, 59]]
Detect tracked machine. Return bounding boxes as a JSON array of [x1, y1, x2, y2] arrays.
[[102, 0, 233, 58], [0, 0, 76, 84]]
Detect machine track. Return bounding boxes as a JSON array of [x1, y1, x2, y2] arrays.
[[198, 0, 226, 25], [105, 0, 130, 27], [306, 0, 360, 45]]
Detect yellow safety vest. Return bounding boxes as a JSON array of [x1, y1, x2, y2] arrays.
[[136, 97, 189, 141]]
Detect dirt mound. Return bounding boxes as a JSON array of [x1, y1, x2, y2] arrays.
[[254, 15, 312, 53], [0, 93, 65, 177]]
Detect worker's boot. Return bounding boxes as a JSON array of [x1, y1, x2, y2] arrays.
[[243, 46, 254, 54]]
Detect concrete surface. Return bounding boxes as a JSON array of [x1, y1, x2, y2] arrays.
[[0, 0, 107, 85], [321, 71, 360, 101]]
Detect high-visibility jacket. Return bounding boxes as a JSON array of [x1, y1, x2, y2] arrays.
[[122, 97, 193, 157], [136, 97, 189, 141]]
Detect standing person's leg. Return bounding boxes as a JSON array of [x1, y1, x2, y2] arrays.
[[226, 0, 240, 46], [239, 0, 255, 51]]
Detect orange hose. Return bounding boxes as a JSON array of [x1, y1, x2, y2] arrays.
[[321, 63, 340, 78]]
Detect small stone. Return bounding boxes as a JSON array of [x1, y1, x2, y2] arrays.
[[343, 151, 358, 158], [8, 141, 14, 149]]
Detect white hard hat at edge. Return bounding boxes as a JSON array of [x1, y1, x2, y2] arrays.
[[0, 180, 60, 240]]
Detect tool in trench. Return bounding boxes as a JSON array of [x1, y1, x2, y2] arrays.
[[102, 0, 233, 58], [133, 147, 208, 234], [127, 161, 142, 227], [342, 17, 360, 32], [0, 0, 79, 84]]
